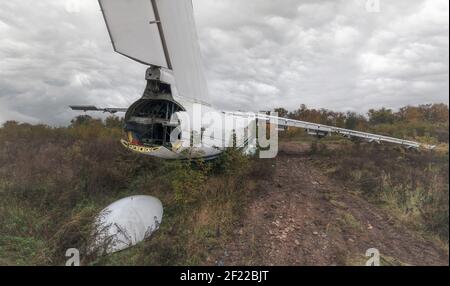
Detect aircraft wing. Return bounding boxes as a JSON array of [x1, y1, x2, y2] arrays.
[[70, 105, 128, 114], [98, 0, 209, 102], [225, 111, 435, 150]]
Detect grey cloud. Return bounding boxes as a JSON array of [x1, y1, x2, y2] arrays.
[[0, 0, 448, 125], [194, 0, 448, 113]]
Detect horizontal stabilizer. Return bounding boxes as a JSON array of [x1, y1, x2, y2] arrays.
[[70, 105, 128, 114]]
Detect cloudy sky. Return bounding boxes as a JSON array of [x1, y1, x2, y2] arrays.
[[0, 0, 448, 125]]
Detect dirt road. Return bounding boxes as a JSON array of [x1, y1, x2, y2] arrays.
[[219, 143, 449, 266]]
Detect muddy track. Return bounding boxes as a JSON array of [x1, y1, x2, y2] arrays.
[[219, 143, 449, 266]]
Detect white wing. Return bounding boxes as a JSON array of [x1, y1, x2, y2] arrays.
[[225, 111, 435, 150], [98, 0, 209, 102]]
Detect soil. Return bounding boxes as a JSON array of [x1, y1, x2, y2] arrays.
[[216, 142, 449, 266]]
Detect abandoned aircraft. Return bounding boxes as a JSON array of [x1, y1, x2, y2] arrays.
[[71, 0, 434, 160]]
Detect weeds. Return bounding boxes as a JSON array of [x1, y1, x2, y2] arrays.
[[1, 103, 448, 264], [0, 118, 260, 265], [313, 145, 449, 243]]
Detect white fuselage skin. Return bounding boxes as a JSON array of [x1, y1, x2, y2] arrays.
[[120, 68, 258, 160], [121, 94, 258, 160]]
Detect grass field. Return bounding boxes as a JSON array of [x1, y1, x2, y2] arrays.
[[0, 104, 448, 265]]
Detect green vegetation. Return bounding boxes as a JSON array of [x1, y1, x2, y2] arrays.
[[0, 103, 448, 265], [0, 117, 261, 265], [336, 210, 363, 232], [279, 103, 449, 148], [288, 103, 449, 244], [318, 145, 449, 244]]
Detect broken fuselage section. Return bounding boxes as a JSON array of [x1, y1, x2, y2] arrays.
[[121, 67, 223, 160]]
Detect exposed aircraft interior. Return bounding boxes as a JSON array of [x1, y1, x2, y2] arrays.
[[124, 99, 183, 147]]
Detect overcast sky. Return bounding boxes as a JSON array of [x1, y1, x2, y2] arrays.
[[0, 0, 448, 125]]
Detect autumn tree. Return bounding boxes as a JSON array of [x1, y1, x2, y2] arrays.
[[368, 108, 396, 125], [105, 116, 123, 129], [273, 108, 288, 118], [70, 115, 95, 127]]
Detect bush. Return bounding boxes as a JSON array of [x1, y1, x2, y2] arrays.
[[322, 145, 449, 242]]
